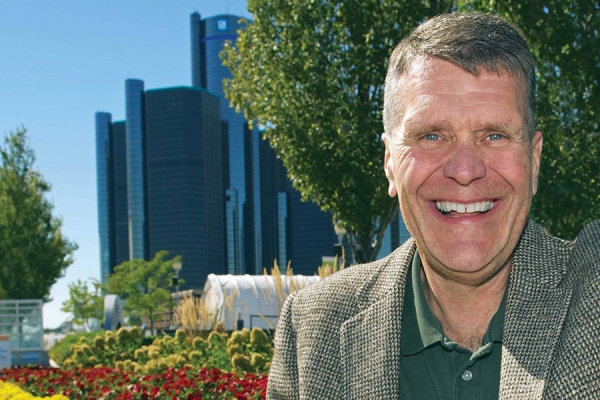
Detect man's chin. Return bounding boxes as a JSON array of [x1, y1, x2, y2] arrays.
[[422, 250, 511, 284]]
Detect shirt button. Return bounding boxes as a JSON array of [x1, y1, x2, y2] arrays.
[[462, 370, 473, 381]]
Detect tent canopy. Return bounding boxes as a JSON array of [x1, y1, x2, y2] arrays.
[[202, 274, 321, 330]]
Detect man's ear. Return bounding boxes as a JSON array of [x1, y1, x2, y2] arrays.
[[531, 130, 543, 195], [382, 133, 398, 198]]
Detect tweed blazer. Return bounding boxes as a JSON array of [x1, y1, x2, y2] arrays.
[[267, 218, 600, 399]]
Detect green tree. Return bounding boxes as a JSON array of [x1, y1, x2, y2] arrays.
[[222, 0, 455, 263], [0, 127, 77, 301], [60, 278, 104, 331], [455, 1, 600, 239], [107, 251, 181, 334], [224, 0, 599, 260]]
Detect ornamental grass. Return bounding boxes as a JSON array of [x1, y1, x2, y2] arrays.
[[1, 366, 267, 399]]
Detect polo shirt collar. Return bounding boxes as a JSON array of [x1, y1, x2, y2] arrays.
[[401, 251, 506, 356]]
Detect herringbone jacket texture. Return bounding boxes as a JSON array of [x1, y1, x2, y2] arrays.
[[267, 218, 600, 399]]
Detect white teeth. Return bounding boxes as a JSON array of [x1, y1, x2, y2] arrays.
[[435, 201, 493, 214]]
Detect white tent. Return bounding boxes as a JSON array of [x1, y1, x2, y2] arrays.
[[202, 274, 321, 330]]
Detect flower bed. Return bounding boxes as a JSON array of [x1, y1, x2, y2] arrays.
[[1, 366, 267, 399], [0, 380, 68, 400]]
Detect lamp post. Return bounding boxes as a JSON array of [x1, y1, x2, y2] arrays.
[[333, 222, 346, 246], [172, 260, 182, 326], [333, 221, 346, 270]]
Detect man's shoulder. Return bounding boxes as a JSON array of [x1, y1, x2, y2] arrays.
[[572, 220, 600, 255], [517, 218, 600, 287], [289, 239, 416, 318], [568, 219, 600, 282]]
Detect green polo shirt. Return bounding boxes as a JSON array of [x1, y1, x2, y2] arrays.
[[399, 253, 506, 399]]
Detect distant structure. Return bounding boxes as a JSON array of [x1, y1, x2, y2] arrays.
[[258, 137, 342, 275], [191, 12, 263, 276], [377, 214, 412, 259], [95, 83, 226, 288], [144, 86, 226, 286], [95, 11, 410, 289], [124, 79, 146, 261]]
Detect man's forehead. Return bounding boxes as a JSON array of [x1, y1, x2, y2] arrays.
[[400, 56, 519, 82]]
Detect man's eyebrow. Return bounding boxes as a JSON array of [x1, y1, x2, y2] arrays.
[[401, 119, 445, 135], [483, 122, 515, 132], [401, 119, 523, 135]]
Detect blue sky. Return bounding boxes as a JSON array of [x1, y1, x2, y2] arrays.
[[0, 0, 251, 329]]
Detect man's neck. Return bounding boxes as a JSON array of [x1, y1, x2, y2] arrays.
[[421, 264, 509, 352]]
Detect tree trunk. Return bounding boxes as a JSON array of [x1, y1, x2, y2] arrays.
[[349, 202, 399, 264]]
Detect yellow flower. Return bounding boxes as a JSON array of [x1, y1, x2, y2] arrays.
[[0, 380, 68, 400]]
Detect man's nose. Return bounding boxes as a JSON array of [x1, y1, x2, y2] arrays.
[[442, 142, 486, 185]]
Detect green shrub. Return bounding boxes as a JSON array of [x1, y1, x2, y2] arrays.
[[48, 331, 104, 366], [52, 326, 274, 375], [57, 327, 145, 368]]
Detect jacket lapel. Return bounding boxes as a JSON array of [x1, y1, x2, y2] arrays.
[[340, 283, 403, 399], [338, 219, 574, 400], [499, 219, 574, 399], [339, 242, 414, 400]]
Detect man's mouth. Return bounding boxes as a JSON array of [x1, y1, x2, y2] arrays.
[[435, 200, 494, 216]]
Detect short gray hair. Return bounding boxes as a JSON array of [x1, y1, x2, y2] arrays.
[[383, 13, 536, 138]]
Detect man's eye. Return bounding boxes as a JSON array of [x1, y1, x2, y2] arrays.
[[423, 133, 439, 141], [488, 133, 504, 141]]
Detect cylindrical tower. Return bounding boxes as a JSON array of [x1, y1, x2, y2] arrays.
[[95, 112, 112, 283], [190, 12, 203, 88], [125, 78, 146, 261], [202, 15, 263, 274]]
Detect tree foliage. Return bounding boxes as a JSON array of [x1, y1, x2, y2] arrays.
[[456, 0, 600, 239], [60, 278, 104, 331], [224, 0, 599, 255], [107, 251, 181, 334], [222, 0, 454, 262], [0, 127, 77, 301]]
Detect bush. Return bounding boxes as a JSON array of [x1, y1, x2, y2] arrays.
[[57, 327, 145, 368], [52, 326, 274, 375], [48, 331, 104, 366], [117, 327, 273, 375]]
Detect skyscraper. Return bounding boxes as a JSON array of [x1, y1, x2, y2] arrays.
[[259, 137, 340, 275], [124, 79, 146, 261], [95, 83, 225, 288], [96, 10, 410, 288], [95, 112, 112, 282], [191, 12, 262, 275], [111, 121, 129, 268], [145, 86, 226, 288]]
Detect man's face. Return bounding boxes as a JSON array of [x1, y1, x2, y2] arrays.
[[383, 58, 543, 286]]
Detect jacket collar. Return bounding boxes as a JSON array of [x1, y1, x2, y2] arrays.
[[340, 218, 573, 400]]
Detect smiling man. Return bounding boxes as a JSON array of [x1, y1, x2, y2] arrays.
[[267, 13, 600, 400]]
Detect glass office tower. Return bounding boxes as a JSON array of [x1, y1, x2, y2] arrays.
[[97, 83, 226, 290], [96, 115, 130, 283], [125, 79, 146, 261], [95, 112, 112, 284], [111, 121, 129, 268], [192, 12, 262, 274], [145, 86, 225, 289]]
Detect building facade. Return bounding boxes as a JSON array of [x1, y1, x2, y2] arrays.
[[144, 86, 226, 289], [191, 12, 262, 275], [95, 84, 225, 289], [96, 10, 411, 288], [95, 112, 112, 282], [124, 79, 147, 261]]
